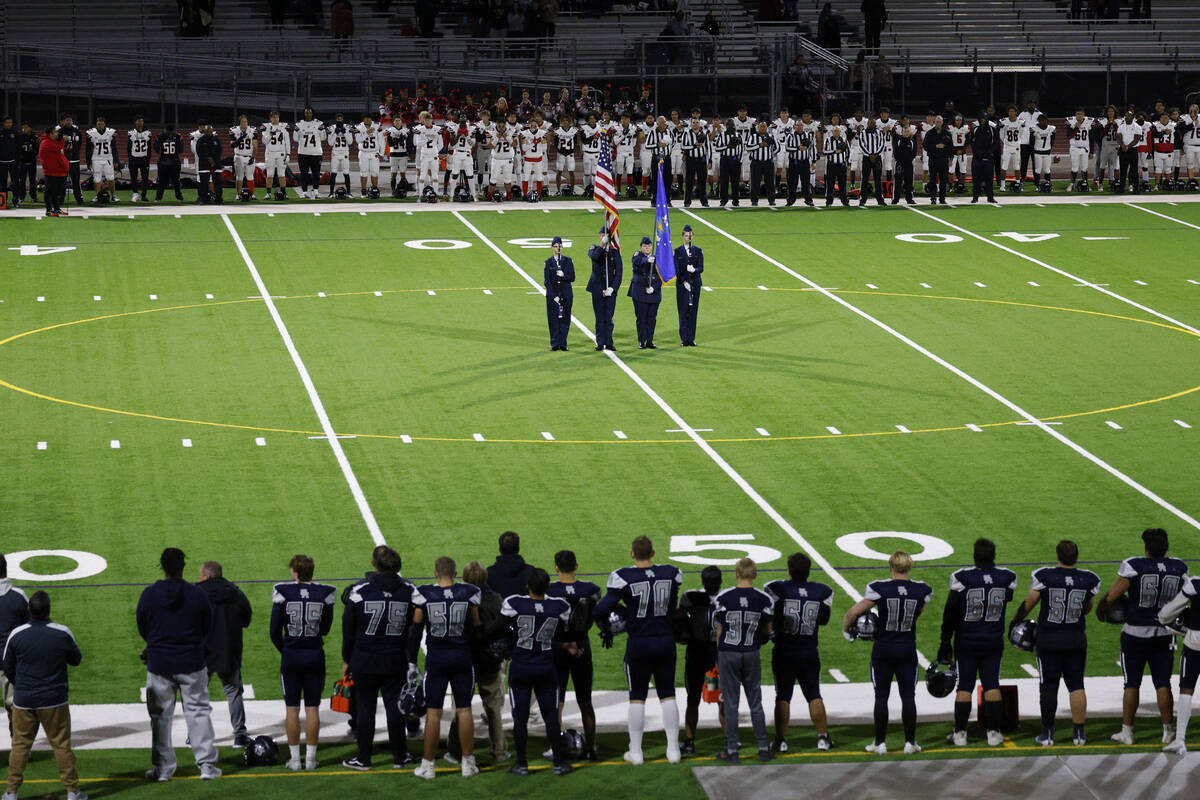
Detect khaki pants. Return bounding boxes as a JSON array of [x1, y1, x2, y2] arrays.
[[1, 673, 12, 735], [7, 704, 79, 794], [447, 667, 508, 760]]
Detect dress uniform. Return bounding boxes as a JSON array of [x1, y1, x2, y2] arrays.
[[587, 228, 623, 351], [674, 225, 704, 346], [629, 236, 663, 349], [544, 236, 575, 350]]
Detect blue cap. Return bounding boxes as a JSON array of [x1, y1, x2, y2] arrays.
[[682, 224, 693, 233], [551, 236, 563, 245], [599, 226, 609, 235], [640, 235, 652, 245]]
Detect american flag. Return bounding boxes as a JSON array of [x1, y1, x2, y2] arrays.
[[594, 133, 620, 250]]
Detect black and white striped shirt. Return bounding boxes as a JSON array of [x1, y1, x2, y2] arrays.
[[647, 127, 673, 155], [745, 132, 779, 163], [679, 129, 706, 157], [857, 129, 885, 157], [822, 134, 849, 165], [712, 130, 743, 160], [784, 130, 817, 162]]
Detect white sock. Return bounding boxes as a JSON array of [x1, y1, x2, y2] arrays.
[[289, 744, 300, 761], [628, 703, 645, 754], [305, 744, 317, 762], [1177, 694, 1193, 742], [661, 698, 680, 751], [1122, 723, 1134, 737]]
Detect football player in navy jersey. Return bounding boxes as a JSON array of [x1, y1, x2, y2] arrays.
[[713, 558, 775, 763], [844, 551, 933, 755], [410, 557, 483, 779], [1009, 540, 1102, 747], [546, 550, 601, 760], [594, 535, 684, 765], [340, 547, 417, 772], [676, 565, 723, 755], [501, 568, 574, 776], [764, 553, 834, 752], [270, 554, 337, 770], [1158, 570, 1200, 753], [1096, 528, 1189, 746], [938, 538, 1017, 747]]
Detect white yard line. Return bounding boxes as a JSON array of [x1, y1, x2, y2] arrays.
[[682, 209, 1200, 534], [1127, 202, 1200, 232], [452, 209, 871, 610], [905, 205, 1200, 338], [222, 214, 385, 546]]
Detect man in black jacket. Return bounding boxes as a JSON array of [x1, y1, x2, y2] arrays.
[[1, 554, 31, 736], [969, 114, 998, 203], [2, 591, 85, 800], [923, 115, 953, 205], [136, 547, 221, 781], [0, 116, 19, 203], [155, 125, 185, 201], [677, 566, 723, 754], [195, 121, 224, 204], [16, 122, 39, 205], [197, 561, 253, 748], [56, 113, 84, 204], [487, 531, 534, 599]]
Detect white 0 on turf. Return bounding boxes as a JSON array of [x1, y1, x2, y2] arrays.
[[681, 209, 1200, 534], [222, 214, 386, 546]]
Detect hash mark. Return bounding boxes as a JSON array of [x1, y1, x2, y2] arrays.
[[755, 428, 770, 436], [36, 441, 47, 451], [1105, 421, 1123, 430], [541, 431, 555, 441], [613, 430, 627, 439], [895, 425, 911, 433], [825, 426, 841, 435], [255, 437, 267, 446], [110, 440, 121, 449], [182, 439, 192, 448], [965, 424, 983, 432], [473, 433, 485, 442], [1174, 420, 1192, 429]]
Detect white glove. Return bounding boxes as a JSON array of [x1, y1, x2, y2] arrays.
[[646, 286, 654, 294], [407, 663, 421, 681], [603, 287, 613, 297], [647, 254, 655, 263], [683, 281, 691, 291], [843, 631, 855, 643], [686, 265, 696, 273], [555, 269, 564, 277], [553, 296, 561, 303], [599, 234, 610, 246]]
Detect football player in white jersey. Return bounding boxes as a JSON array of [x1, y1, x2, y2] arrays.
[[580, 112, 603, 195], [1182, 104, 1200, 184], [261, 110, 292, 200], [667, 108, 685, 193], [998, 106, 1026, 189], [1094, 106, 1120, 188], [1065, 108, 1095, 190], [294, 107, 325, 199], [488, 119, 519, 200], [613, 112, 638, 195], [86, 116, 119, 202], [731, 104, 757, 183], [1151, 112, 1176, 190], [874, 108, 897, 195], [916, 112, 936, 183], [553, 115, 579, 195], [326, 113, 354, 197], [446, 113, 477, 199], [845, 108, 867, 190], [230, 115, 258, 199], [386, 119, 409, 195], [474, 109, 494, 193], [127, 114, 154, 202], [519, 111, 551, 198], [355, 114, 385, 197], [1030, 115, 1056, 189], [412, 111, 444, 197], [636, 113, 656, 195], [948, 114, 971, 192]]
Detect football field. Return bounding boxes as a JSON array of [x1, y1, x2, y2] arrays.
[[3, 196, 1200, 718]]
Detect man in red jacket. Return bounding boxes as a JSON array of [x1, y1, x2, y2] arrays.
[[38, 127, 69, 216]]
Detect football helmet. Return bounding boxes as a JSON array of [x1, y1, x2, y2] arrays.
[[526, 190, 540, 203], [487, 634, 514, 661], [491, 189, 504, 203], [1076, 179, 1091, 193], [1039, 180, 1052, 194], [925, 661, 958, 698], [243, 735, 280, 767], [367, 186, 381, 199], [397, 673, 426, 717], [562, 729, 585, 760], [274, 188, 287, 201], [94, 189, 110, 204], [1104, 595, 1129, 625], [625, 184, 639, 199], [560, 184, 574, 197], [422, 186, 439, 204], [583, 185, 595, 199], [239, 189, 252, 202], [334, 185, 348, 199], [455, 185, 474, 203], [1009, 620, 1037, 652], [511, 185, 523, 199], [850, 611, 878, 641], [1188, 179, 1199, 192]]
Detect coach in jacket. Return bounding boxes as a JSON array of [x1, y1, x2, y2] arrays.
[[1, 554, 30, 735], [197, 561, 253, 747], [923, 116, 953, 205], [2, 590, 84, 800]]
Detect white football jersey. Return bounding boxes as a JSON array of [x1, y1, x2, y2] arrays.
[[262, 123, 291, 155], [1031, 124, 1055, 151], [128, 128, 153, 159], [581, 124, 603, 154], [948, 125, 970, 147], [190, 128, 202, 156], [86, 127, 117, 161], [520, 126, 549, 159], [614, 124, 638, 155], [448, 126, 474, 156], [489, 128, 519, 160], [327, 125, 353, 156], [1067, 117, 1094, 148], [412, 124, 444, 159], [998, 118, 1026, 147], [875, 117, 897, 150], [354, 124, 385, 158], [230, 125, 256, 156], [845, 116, 867, 141], [294, 119, 325, 156], [731, 115, 757, 141], [1017, 110, 1040, 130], [1152, 121, 1176, 147]]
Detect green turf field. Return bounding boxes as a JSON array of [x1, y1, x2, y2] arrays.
[[2, 199, 1199, 710]]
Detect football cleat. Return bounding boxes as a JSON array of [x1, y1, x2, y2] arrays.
[[553, 763, 574, 776], [1073, 735, 1087, 746], [413, 759, 436, 779], [1035, 733, 1054, 747], [1164, 739, 1187, 755], [667, 746, 681, 764], [460, 755, 478, 777], [199, 765, 222, 780], [1104, 596, 1129, 624], [864, 742, 887, 755], [986, 730, 1005, 747], [1009, 620, 1037, 652], [947, 730, 967, 747], [342, 756, 370, 771], [1110, 728, 1134, 745], [509, 763, 531, 776], [623, 750, 644, 766], [1165, 724, 1177, 745], [816, 734, 832, 751], [903, 742, 922, 755], [243, 735, 279, 767], [925, 660, 958, 698], [285, 758, 302, 771], [772, 736, 788, 753]]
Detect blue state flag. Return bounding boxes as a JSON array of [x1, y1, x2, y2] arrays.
[[653, 163, 676, 283]]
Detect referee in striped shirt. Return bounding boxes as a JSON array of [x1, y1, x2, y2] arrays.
[[680, 119, 709, 207], [822, 115, 851, 206], [784, 122, 817, 206], [647, 116, 674, 205], [746, 121, 779, 206], [856, 119, 886, 206], [711, 119, 743, 208]]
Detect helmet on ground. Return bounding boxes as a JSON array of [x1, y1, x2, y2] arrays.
[[243, 735, 279, 767]]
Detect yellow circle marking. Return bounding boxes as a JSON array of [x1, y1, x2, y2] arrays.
[[0, 286, 1197, 445]]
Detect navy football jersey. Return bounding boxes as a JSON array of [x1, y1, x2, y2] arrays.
[[501, 594, 572, 666], [546, 580, 601, 647], [865, 578, 933, 653], [270, 581, 336, 653], [1118, 556, 1189, 635], [597, 564, 682, 639], [763, 579, 833, 653], [1031, 566, 1102, 648], [412, 582, 482, 652], [947, 566, 1017, 646], [713, 586, 775, 652]]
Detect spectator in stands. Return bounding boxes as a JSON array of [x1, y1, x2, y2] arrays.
[[701, 11, 720, 64], [540, 0, 558, 37], [446, 561, 509, 764], [817, 3, 841, 54], [197, 561, 253, 748], [137, 547, 221, 781], [1, 554, 30, 734], [331, 0, 355, 46], [38, 127, 69, 217], [2, 591, 85, 800], [862, 0, 886, 55], [874, 55, 893, 109], [786, 56, 813, 114], [487, 531, 534, 598]]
